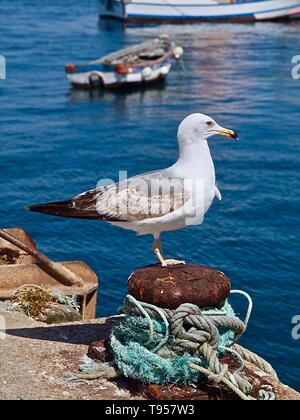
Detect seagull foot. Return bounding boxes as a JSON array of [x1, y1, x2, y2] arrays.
[[162, 259, 186, 267]]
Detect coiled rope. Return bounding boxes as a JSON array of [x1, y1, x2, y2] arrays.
[[68, 291, 276, 400], [109, 292, 276, 401]]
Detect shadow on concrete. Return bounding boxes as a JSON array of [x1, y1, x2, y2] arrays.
[[5, 316, 122, 345]]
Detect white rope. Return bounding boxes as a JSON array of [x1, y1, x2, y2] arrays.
[[230, 289, 253, 329]]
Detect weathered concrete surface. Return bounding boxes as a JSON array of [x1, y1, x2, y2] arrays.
[[0, 310, 299, 401], [0, 310, 141, 401]]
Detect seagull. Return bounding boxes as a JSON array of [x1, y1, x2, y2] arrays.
[[27, 113, 238, 267]]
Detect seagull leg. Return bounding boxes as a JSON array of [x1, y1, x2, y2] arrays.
[[152, 235, 186, 267], [152, 236, 167, 267], [158, 239, 185, 265]]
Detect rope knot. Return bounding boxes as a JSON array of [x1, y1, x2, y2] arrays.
[[170, 303, 220, 353], [117, 293, 275, 401]]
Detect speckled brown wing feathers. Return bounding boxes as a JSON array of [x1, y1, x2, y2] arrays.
[[27, 170, 189, 222]]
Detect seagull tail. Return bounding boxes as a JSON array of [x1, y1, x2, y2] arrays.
[[27, 200, 81, 218], [27, 200, 102, 220], [28, 190, 107, 220]]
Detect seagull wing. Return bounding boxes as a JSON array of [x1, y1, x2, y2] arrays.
[[27, 169, 190, 222]]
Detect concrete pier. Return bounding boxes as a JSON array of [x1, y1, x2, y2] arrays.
[[0, 309, 299, 401]]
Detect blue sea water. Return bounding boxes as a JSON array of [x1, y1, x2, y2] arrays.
[[0, 0, 300, 391]]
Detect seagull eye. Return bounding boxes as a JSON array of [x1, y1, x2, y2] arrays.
[[206, 121, 214, 127]]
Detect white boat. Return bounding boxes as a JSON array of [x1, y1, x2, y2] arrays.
[[65, 35, 183, 89], [99, 0, 300, 23]]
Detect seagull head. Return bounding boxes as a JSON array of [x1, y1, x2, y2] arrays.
[[178, 113, 239, 146]]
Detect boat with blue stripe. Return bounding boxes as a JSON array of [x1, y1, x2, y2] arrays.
[[65, 35, 184, 89], [98, 0, 300, 23]]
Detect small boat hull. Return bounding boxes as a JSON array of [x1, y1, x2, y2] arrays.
[[67, 62, 172, 89], [98, 0, 300, 23], [65, 36, 182, 89]]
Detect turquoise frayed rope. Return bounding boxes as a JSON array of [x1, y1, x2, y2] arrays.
[[109, 291, 276, 401]]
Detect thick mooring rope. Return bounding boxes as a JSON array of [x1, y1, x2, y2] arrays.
[[232, 343, 278, 379], [67, 291, 276, 400], [108, 293, 276, 401]]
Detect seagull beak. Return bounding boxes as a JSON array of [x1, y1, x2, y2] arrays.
[[218, 127, 239, 140]]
